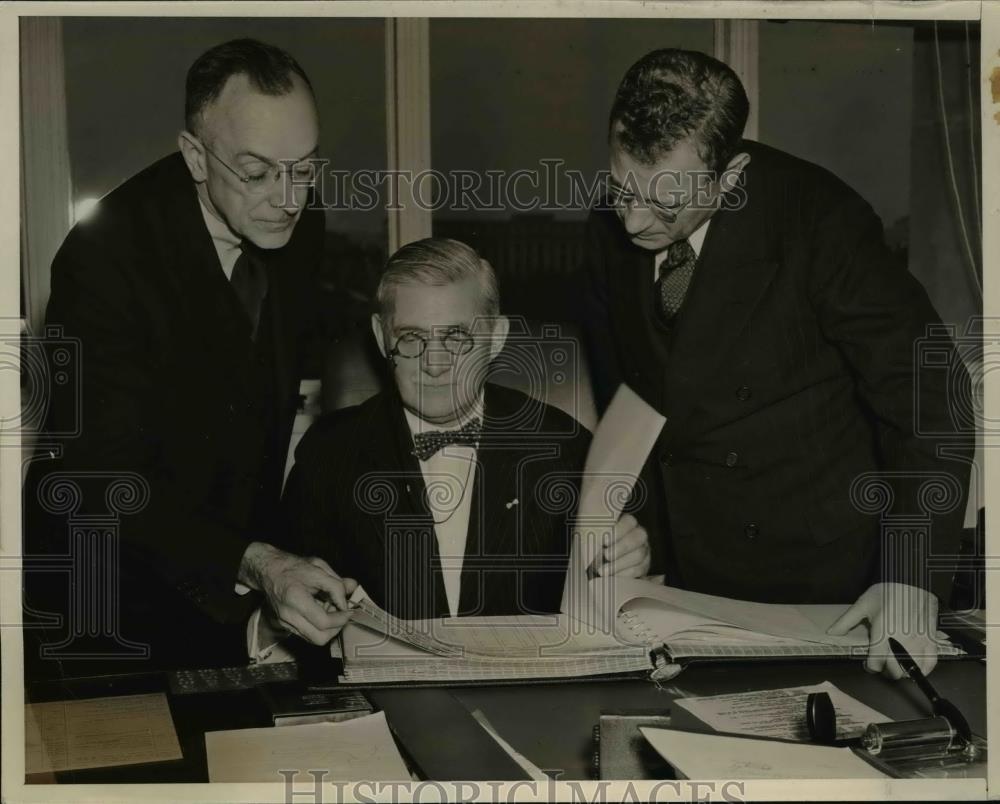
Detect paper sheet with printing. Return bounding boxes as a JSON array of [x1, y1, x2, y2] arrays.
[[25, 692, 182, 774], [673, 680, 889, 741]]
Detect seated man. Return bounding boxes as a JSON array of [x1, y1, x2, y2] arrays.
[[274, 237, 649, 637]]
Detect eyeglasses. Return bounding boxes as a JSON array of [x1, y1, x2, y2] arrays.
[[390, 328, 475, 360], [199, 139, 319, 195], [609, 183, 695, 223]]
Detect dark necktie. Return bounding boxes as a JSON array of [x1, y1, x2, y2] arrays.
[[412, 418, 483, 461], [656, 238, 698, 322], [230, 245, 269, 339]]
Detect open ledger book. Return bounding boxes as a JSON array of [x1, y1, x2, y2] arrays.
[[338, 579, 963, 684]]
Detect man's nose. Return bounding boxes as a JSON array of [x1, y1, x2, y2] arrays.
[[268, 171, 308, 213], [421, 345, 454, 377], [621, 204, 653, 236]]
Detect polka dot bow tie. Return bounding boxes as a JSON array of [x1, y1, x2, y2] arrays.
[[412, 418, 483, 461]]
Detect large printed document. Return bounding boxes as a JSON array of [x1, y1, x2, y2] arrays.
[[337, 572, 963, 684], [25, 693, 182, 774], [340, 585, 649, 684]]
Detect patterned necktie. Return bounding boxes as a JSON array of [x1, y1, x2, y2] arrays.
[[230, 245, 269, 339], [412, 418, 483, 461], [656, 238, 698, 322]]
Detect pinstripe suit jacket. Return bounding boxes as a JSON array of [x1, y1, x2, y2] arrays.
[[580, 141, 972, 603]]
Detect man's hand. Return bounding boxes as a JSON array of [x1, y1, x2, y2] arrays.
[[827, 582, 940, 680], [238, 543, 357, 646], [589, 513, 652, 578]]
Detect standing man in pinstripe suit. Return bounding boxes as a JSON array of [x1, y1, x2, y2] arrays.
[[579, 48, 973, 678]]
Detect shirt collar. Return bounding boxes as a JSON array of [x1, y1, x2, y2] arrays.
[[653, 218, 711, 274], [402, 395, 485, 439], [687, 217, 710, 257], [198, 197, 242, 252]]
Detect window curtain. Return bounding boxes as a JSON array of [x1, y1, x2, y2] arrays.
[[909, 21, 981, 332], [908, 21, 982, 532]]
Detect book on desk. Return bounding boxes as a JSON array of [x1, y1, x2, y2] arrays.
[[335, 578, 966, 686]]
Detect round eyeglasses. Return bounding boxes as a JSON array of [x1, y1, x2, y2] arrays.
[[390, 329, 475, 360], [609, 185, 694, 224]]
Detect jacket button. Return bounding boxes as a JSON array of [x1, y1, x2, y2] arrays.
[[745, 523, 759, 539], [736, 385, 752, 401], [661, 452, 674, 467], [725, 451, 739, 467]]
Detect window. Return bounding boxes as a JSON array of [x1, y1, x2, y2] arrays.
[[429, 18, 716, 322]]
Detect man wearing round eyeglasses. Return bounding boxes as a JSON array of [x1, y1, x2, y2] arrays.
[[271, 237, 649, 633], [24, 39, 350, 678], [579, 49, 973, 679]]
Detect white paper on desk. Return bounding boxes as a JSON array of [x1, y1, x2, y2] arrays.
[[563, 383, 666, 618], [640, 727, 889, 779], [25, 692, 182, 774], [205, 711, 409, 782], [674, 681, 890, 741]]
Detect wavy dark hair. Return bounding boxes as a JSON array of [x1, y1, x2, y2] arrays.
[[185, 38, 313, 134], [609, 49, 748, 173]]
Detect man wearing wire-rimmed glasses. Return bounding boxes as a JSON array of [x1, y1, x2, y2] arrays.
[[578, 47, 974, 680], [272, 237, 650, 638], [25, 39, 350, 677]]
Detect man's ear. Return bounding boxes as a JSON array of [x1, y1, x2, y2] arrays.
[[178, 130, 208, 183], [488, 315, 510, 360], [718, 151, 750, 194], [371, 313, 388, 358]]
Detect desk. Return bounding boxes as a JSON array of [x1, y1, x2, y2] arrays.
[[450, 660, 987, 779], [24, 658, 986, 783]]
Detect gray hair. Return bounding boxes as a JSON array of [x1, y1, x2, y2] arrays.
[[375, 238, 500, 322]]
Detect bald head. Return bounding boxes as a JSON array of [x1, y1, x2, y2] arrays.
[[185, 38, 314, 134], [178, 40, 321, 250], [198, 71, 318, 162]]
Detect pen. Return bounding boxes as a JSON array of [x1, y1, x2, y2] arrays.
[[887, 637, 972, 745]]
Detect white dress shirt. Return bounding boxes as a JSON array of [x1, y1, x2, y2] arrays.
[[402, 401, 483, 618], [652, 219, 711, 282], [198, 198, 242, 280], [246, 399, 484, 663]]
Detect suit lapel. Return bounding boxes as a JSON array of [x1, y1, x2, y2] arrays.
[[378, 392, 450, 618], [458, 386, 527, 615], [605, 234, 668, 409], [262, 258, 297, 452], [662, 169, 778, 435], [147, 155, 255, 364]]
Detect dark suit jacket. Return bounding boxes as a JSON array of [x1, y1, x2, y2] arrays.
[[280, 383, 592, 620], [580, 140, 973, 604], [23, 152, 326, 675]]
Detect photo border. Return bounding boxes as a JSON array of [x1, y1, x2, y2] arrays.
[[0, 2, 993, 802]]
